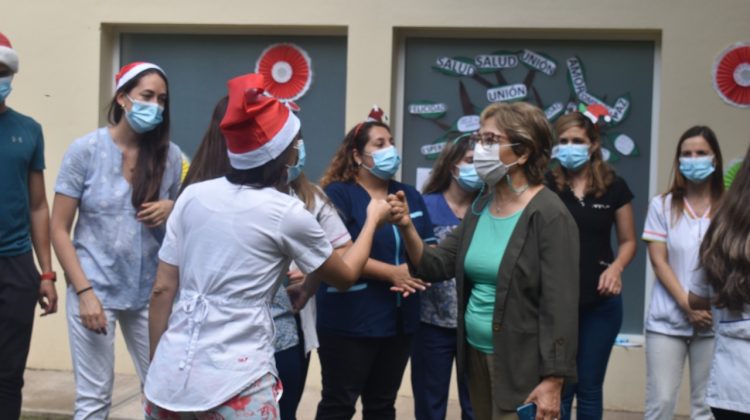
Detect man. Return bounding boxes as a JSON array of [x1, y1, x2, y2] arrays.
[[0, 31, 57, 418]]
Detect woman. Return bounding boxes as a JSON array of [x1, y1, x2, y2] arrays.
[[692, 144, 750, 419], [180, 96, 352, 420], [142, 73, 389, 418], [412, 134, 477, 420], [316, 108, 437, 419], [642, 125, 724, 420], [389, 101, 579, 420], [547, 112, 637, 420], [50, 62, 183, 418]]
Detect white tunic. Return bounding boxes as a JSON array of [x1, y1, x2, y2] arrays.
[[144, 177, 332, 412], [691, 274, 750, 414], [642, 194, 713, 337]]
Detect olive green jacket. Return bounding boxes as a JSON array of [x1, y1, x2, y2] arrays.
[[410, 187, 579, 410]]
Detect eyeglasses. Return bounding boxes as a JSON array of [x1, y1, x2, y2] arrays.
[[468, 132, 513, 148]]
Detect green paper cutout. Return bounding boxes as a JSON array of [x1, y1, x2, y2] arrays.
[[433, 56, 476, 77], [408, 100, 448, 119]]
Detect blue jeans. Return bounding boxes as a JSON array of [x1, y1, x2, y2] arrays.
[[411, 322, 474, 420], [562, 295, 623, 420]]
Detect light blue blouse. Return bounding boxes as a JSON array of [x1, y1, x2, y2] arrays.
[[55, 127, 182, 310]]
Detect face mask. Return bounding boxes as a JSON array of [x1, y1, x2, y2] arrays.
[[679, 156, 715, 182], [0, 76, 13, 102], [286, 140, 306, 183], [125, 95, 164, 133], [556, 144, 590, 171], [454, 164, 483, 191], [472, 143, 518, 186], [365, 145, 401, 180]]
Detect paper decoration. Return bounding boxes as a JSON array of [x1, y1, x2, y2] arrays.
[[487, 83, 528, 103], [713, 42, 750, 108], [433, 56, 476, 77], [456, 115, 480, 132], [255, 43, 312, 103], [610, 96, 631, 123], [420, 140, 447, 159], [416, 167, 433, 192], [612, 133, 639, 156], [520, 49, 557, 76], [409, 101, 448, 119], [544, 102, 565, 121], [475, 51, 519, 73], [566, 56, 588, 96]]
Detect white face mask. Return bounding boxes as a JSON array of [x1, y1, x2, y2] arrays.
[[472, 143, 519, 186]]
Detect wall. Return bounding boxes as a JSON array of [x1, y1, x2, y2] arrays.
[[5, 0, 749, 415]]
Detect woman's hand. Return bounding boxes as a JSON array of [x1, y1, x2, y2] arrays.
[[386, 191, 412, 228], [524, 376, 563, 420], [388, 264, 430, 298], [286, 282, 313, 313], [366, 198, 392, 227], [137, 199, 174, 227], [287, 269, 306, 285], [38, 280, 58, 316], [78, 289, 108, 334], [597, 264, 622, 296]]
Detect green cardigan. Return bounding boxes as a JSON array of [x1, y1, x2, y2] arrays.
[[410, 186, 579, 410]]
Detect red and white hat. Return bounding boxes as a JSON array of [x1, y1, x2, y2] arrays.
[[0, 32, 19, 73], [115, 62, 165, 91], [220, 73, 301, 170]]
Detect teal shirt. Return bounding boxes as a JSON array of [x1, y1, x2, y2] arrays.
[[0, 108, 45, 256], [464, 206, 522, 353]]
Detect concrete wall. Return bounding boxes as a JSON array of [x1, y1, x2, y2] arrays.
[[6, 0, 749, 415]]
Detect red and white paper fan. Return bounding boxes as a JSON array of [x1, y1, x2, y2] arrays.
[[255, 43, 313, 105], [713, 42, 750, 108]]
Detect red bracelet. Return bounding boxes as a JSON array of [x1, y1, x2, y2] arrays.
[[40, 271, 57, 282]]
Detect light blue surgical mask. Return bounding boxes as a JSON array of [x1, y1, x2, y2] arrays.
[[0, 76, 13, 102], [454, 164, 483, 191], [125, 95, 164, 133], [556, 144, 591, 171], [286, 140, 306, 183], [679, 155, 715, 182], [365, 145, 401, 180]]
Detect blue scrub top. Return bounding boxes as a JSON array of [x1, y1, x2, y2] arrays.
[[318, 180, 436, 337]]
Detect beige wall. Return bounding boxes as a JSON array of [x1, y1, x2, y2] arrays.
[[6, 0, 749, 415]]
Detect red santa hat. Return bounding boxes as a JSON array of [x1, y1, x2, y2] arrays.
[[115, 62, 165, 91], [0, 32, 19, 73], [220, 73, 301, 170]]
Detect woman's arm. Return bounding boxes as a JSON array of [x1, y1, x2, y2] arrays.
[[688, 291, 711, 311], [51, 193, 108, 334], [598, 203, 637, 296], [149, 261, 179, 359], [647, 242, 712, 328]]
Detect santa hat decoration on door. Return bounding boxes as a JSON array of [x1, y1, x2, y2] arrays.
[[255, 43, 312, 110], [0, 32, 19, 73], [220, 73, 301, 170], [713, 41, 750, 108]]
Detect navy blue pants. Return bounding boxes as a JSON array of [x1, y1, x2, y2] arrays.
[[275, 316, 310, 420], [0, 252, 39, 420], [562, 295, 623, 420], [411, 322, 473, 420]]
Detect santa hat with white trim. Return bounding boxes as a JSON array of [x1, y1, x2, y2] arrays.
[[115, 62, 165, 91], [0, 32, 19, 73], [220, 73, 301, 170]]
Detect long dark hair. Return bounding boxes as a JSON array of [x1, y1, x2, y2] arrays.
[[665, 126, 724, 222], [180, 96, 230, 194], [226, 134, 299, 189], [422, 133, 475, 195], [551, 112, 615, 197], [700, 144, 750, 311], [107, 68, 171, 209], [319, 121, 390, 187]]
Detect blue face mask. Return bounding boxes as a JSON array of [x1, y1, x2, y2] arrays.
[[365, 145, 401, 180], [125, 95, 164, 133], [679, 156, 715, 182], [455, 164, 483, 191], [556, 144, 591, 171], [0, 76, 13, 102], [287, 140, 306, 183]]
